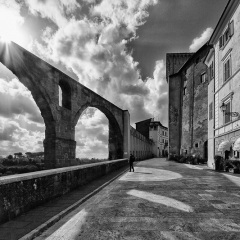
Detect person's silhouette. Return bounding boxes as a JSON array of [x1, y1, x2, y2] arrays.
[[129, 154, 135, 172]]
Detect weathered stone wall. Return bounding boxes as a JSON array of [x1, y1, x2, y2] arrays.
[[168, 74, 182, 155], [167, 46, 210, 158], [193, 59, 208, 157], [130, 126, 153, 160], [166, 53, 193, 156], [135, 118, 152, 139], [0, 41, 129, 168], [0, 159, 128, 224], [166, 53, 193, 80], [181, 48, 209, 158]]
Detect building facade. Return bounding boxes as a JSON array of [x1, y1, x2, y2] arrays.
[[135, 118, 168, 157], [206, 0, 240, 168], [166, 44, 211, 159], [149, 120, 168, 157]]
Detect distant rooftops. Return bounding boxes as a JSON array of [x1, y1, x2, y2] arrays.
[[135, 118, 168, 129]]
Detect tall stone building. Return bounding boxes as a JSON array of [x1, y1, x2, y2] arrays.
[[166, 44, 211, 158]]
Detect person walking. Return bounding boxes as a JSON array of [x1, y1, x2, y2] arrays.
[[129, 153, 135, 172]]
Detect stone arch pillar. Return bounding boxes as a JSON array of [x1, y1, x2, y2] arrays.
[[0, 41, 60, 168]]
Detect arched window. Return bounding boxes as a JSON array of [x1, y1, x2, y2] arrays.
[[59, 80, 71, 110]]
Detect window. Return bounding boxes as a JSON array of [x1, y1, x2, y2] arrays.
[[195, 143, 199, 148], [219, 21, 234, 49], [224, 101, 231, 124], [183, 87, 187, 96], [209, 102, 213, 120], [224, 56, 231, 82], [153, 126, 157, 130], [59, 80, 71, 110], [209, 62, 214, 80], [201, 73, 206, 83]]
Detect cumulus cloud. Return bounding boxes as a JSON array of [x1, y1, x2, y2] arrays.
[[189, 27, 213, 52], [30, 0, 161, 112], [145, 60, 168, 125], [0, 78, 44, 157], [0, 117, 44, 157], [75, 108, 108, 158], [0, 78, 44, 124], [1, 0, 169, 158], [24, 0, 80, 27]]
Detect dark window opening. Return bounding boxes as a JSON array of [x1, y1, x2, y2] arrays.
[[59, 80, 71, 110], [195, 143, 199, 148], [224, 101, 231, 124]]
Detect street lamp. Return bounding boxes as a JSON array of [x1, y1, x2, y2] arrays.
[[220, 102, 227, 113]]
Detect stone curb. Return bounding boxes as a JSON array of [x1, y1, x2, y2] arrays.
[[19, 167, 129, 240]]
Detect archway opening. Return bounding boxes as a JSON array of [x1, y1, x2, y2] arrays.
[[59, 80, 71, 110], [0, 63, 45, 175], [75, 107, 109, 163]]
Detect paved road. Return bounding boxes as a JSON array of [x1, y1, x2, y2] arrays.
[[34, 158, 240, 240]]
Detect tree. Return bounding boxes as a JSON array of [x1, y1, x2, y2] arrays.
[[7, 155, 13, 160], [14, 152, 23, 158]]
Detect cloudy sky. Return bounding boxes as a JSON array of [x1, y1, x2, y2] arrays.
[[0, 0, 227, 158]]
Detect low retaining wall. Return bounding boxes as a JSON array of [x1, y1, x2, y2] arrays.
[[0, 158, 128, 224]]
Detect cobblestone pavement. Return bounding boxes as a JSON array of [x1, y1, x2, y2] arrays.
[[35, 158, 240, 240]]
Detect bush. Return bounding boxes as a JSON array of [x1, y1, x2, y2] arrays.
[[225, 160, 240, 173], [168, 154, 176, 161], [214, 155, 224, 171], [198, 158, 207, 164], [179, 156, 187, 163], [0, 164, 6, 174], [2, 159, 17, 166]]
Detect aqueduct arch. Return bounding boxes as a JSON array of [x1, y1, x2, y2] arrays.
[[74, 104, 124, 160], [0, 41, 130, 168]]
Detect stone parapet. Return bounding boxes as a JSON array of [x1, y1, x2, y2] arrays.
[[0, 159, 128, 224]]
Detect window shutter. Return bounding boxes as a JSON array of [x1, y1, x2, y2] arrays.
[[209, 102, 213, 120], [225, 102, 231, 123], [229, 20, 234, 37], [211, 62, 214, 78], [219, 35, 223, 48], [207, 67, 211, 82]]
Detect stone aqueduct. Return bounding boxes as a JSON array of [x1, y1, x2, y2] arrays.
[[0, 42, 130, 168]]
